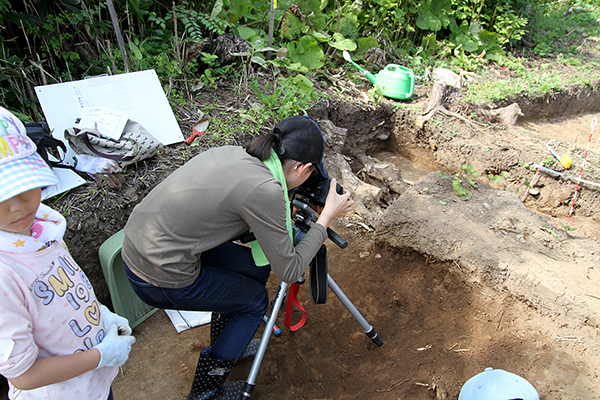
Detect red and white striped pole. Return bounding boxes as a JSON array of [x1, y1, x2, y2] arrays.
[[568, 117, 597, 218]]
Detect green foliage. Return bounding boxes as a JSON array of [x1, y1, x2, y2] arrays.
[[542, 154, 555, 168], [356, 0, 528, 67], [560, 222, 577, 231], [461, 164, 479, 181], [528, 1, 600, 57], [287, 36, 326, 71], [452, 176, 472, 200], [249, 74, 318, 121], [176, 6, 230, 39], [488, 173, 503, 184], [488, 170, 510, 188], [417, 0, 452, 32], [319, 33, 357, 52], [463, 58, 595, 104], [368, 84, 387, 104], [198, 52, 233, 89], [451, 164, 481, 200], [1, 0, 599, 119]]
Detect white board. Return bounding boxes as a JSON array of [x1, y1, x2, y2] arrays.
[[35, 69, 183, 167], [41, 166, 86, 201]]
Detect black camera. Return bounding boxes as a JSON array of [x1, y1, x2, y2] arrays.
[[239, 171, 347, 249], [291, 173, 347, 249], [294, 172, 344, 207]]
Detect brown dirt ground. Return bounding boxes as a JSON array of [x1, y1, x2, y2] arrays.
[[3, 63, 600, 399], [111, 219, 599, 400]]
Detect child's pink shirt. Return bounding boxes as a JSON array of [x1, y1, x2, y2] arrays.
[[0, 241, 117, 399]]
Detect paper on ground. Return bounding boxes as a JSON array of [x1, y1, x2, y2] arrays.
[[164, 310, 211, 333], [75, 106, 128, 141]]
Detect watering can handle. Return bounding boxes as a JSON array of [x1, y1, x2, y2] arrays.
[[407, 70, 414, 99]]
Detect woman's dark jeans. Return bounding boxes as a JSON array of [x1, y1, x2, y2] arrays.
[[124, 241, 271, 361]]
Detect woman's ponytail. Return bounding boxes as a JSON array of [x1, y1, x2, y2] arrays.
[[246, 132, 281, 161]]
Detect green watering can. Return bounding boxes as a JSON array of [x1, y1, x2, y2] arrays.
[[343, 50, 415, 100]]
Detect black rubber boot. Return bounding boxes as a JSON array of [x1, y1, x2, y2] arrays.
[[210, 312, 260, 361], [188, 348, 244, 400]]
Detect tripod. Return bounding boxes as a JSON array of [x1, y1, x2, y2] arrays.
[[239, 211, 384, 398], [239, 192, 383, 400]]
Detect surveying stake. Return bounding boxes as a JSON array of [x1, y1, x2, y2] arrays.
[[239, 196, 384, 399]]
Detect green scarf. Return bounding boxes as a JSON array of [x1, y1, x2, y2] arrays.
[[251, 149, 294, 266]]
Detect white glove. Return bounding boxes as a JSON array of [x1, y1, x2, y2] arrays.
[[93, 324, 136, 369], [73, 154, 121, 174], [100, 304, 132, 335]]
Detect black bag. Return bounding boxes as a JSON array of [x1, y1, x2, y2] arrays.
[[24, 122, 67, 168]]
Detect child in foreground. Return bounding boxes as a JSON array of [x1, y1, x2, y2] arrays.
[[0, 106, 135, 400]]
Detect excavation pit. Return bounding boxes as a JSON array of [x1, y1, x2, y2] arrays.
[[7, 91, 598, 400]]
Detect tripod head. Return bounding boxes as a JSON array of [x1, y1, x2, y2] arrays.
[[291, 194, 347, 249]]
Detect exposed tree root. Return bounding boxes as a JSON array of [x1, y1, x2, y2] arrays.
[[474, 103, 524, 128]]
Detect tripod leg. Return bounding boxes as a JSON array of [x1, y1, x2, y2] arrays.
[[328, 275, 384, 347], [241, 281, 288, 399]]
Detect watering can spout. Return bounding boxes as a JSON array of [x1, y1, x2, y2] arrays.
[[365, 71, 377, 84]]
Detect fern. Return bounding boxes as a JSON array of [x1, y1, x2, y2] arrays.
[[176, 6, 230, 41]]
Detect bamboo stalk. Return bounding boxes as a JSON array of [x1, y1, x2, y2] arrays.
[[32, 57, 47, 85], [106, 40, 118, 75], [106, 0, 131, 72], [20, 19, 33, 56], [268, 0, 275, 60], [172, 2, 181, 64]]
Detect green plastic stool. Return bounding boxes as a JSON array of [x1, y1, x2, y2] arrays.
[[99, 229, 158, 329]]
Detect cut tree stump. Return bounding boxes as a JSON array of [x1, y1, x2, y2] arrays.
[[415, 68, 524, 130], [415, 68, 462, 129]]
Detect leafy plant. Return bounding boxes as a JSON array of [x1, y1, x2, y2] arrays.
[[542, 155, 555, 168], [528, 1, 600, 58], [176, 6, 230, 38], [488, 173, 503, 184], [461, 164, 479, 188], [287, 36, 326, 71], [488, 170, 510, 189], [560, 222, 577, 231], [249, 74, 318, 121], [452, 176, 472, 200], [1, 0, 599, 120], [198, 52, 233, 90]]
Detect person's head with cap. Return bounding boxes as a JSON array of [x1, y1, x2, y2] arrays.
[[0, 106, 59, 235], [246, 114, 327, 189], [459, 367, 540, 400]]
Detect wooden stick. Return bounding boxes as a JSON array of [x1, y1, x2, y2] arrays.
[[521, 150, 550, 202]]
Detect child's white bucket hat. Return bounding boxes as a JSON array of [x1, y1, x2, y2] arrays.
[[459, 367, 539, 400], [0, 106, 59, 203]]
